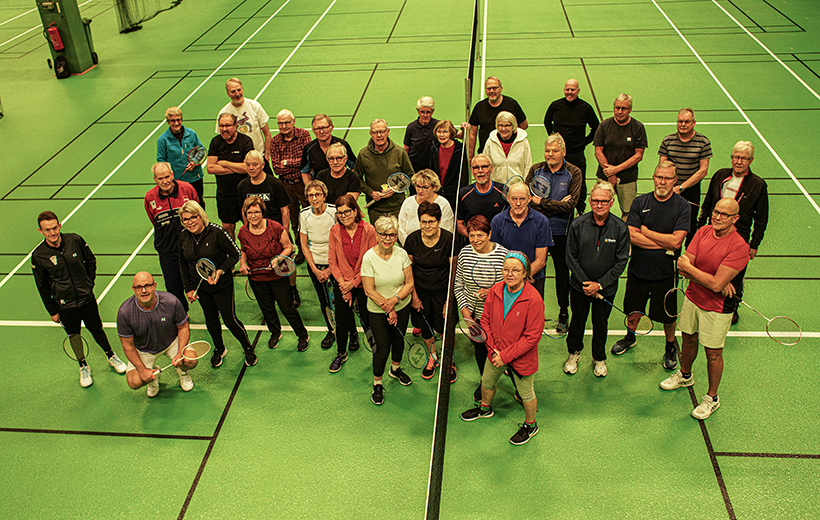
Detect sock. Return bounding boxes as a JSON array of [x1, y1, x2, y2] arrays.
[[525, 420, 536, 426], [624, 331, 636, 342], [374, 381, 383, 387], [79, 360, 88, 368], [709, 394, 718, 403], [665, 340, 676, 348], [480, 403, 491, 411], [682, 371, 692, 379]]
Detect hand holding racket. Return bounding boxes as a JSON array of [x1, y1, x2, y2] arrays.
[[247, 255, 297, 277], [365, 173, 412, 208], [458, 316, 487, 343], [187, 145, 207, 166], [596, 294, 654, 335], [154, 341, 212, 374], [189, 258, 217, 302]]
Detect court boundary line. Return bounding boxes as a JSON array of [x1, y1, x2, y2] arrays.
[[0, 427, 211, 440], [714, 451, 820, 459], [0, 0, 96, 49], [651, 0, 820, 217]]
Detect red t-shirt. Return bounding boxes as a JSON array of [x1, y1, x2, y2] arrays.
[[438, 145, 454, 182], [685, 225, 750, 313], [341, 222, 364, 268], [237, 219, 285, 281]]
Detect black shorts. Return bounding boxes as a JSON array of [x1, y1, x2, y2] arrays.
[[216, 191, 241, 224], [623, 272, 676, 324]]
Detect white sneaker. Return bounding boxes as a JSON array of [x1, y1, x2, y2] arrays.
[[692, 394, 720, 420], [660, 370, 694, 391], [147, 372, 160, 398], [79, 365, 93, 388], [593, 360, 607, 377], [564, 352, 581, 374], [107, 354, 127, 374], [179, 371, 194, 392]]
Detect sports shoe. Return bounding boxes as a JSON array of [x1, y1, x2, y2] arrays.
[[291, 286, 301, 308], [611, 336, 636, 355], [211, 347, 227, 368], [107, 354, 127, 374], [731, 310, 739, 325], [268, 333, 282, 349], [557, 310, 569, 333], [510, 422, 539, 445], [371, 384, 384, 405], [296, 336, 309, 352], [294, 251, 305, 265], [146, 373, 159, 397], [473, 384, 483, 402], [663, 340, 679, 370], [79, 365, 93, 388], [593, 359, 607, 377], [564, 351, 581, 374], [388, 366, 412, 386], [692, 394, 720, 420], [349, 333, 360, 352], [461, 405, 494, 421], [412, 327, 422, 337], [421, 357, 437, 379], [449, 364, 458, 384], [179, 371, 194, 392], [321, 331, 335, 349], [244, 349, 258, 367], [329, 352, 348, 373], [660, 370, 694, 391]]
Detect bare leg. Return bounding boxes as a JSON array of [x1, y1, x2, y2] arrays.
[[522, 397, 537, 423], [704, 347, 723, 396], [679, 332, 699, 373], [663, 321, 677, 343]]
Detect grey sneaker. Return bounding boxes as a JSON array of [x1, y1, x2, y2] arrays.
[[663, 340, 679, 370], [179, 371, 194, 392], [147, 372, 160, 397], [593, 359, 607, 377], [79, 365, 93, 388], [107, 354, 127, 374], [660, 370, 694, 391], [564, 351, 581, 374]]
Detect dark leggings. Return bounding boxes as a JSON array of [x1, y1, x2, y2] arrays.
[[249, 277, 308, 338], [307, 264, 334, 333], [198, 283, 253, 353], [369, 305, 411, 378], [60, 300, 112, 364], [333, 284, 368, 355], [410, 292, 447, 341]]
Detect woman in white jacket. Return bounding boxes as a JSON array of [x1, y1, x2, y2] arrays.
[[483, 111, 532, 185]]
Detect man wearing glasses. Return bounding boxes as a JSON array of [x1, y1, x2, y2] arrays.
[[698, 141, 768, 324], [118, 272, 196, 398], [660, 198, 749, 420], [455, 154, 507, 238], [216, 77, 272, 173], [658, 108, 712, 247], [468, 76, 528, 159], [314, 143, 361, 204], [564, 182, 630, 377], [206, 113, 253, 242], [356, 118, 415, 223], [610, 162, 690, 371], [300, 114, 356, 179]]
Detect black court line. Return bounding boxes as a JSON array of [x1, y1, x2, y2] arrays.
[[182, 0, 256, 52], [580, 58, 602, 120], [343, 63, 378, 141], [792, 54, 820, 81], [762, 0, 805, 31], [0, 427, 210, 440], [385, 0, 407, 44], [212, 0, 274, 52], [559, 0, 574, 37], [726, 0, 765, 33], [177, 328, 263, 520], [715, 452, 820, 459], [687, 387, 736, 519]]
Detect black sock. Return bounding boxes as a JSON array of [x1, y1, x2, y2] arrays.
[[682, 371, 692, 379], [624, 331, 636, 342]]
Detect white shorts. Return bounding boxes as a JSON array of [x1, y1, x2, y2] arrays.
[[678, 296, 732, 350], [126, 338, 181, 371]]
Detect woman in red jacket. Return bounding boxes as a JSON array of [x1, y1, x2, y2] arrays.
[[460, 251, 545, 445]]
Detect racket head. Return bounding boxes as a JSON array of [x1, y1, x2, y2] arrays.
[[187, 145, 207, 166], [245, 278, 256, 300], [387, 172, 411, 193], [407, 342, 428, 369], [502, 175, 525, 197], [458, 317, 487, 343], [529, 175, 551, 198], [472, 258, 500, 289], [542, 319, 567, 339], [625, 311, 653, 335], [663, 287, 686, 318], [62, 334, 89, 361], [181, 341, 211, 360], [766, 316, 802, 346], [196, 258, 217, 280], [271, 255, 296, 277]]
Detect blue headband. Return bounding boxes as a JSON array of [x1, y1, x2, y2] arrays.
[[504, 250, 529, 269]]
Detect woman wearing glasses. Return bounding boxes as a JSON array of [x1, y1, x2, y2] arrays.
[[483, 111, 532, 184], [314, 143, 361, 204], [361, 216, 415, 405], [327, 194, 377, 373], [460, 251, 544, 446], [397, 169, 455, 245], [428, 119, 470, 213], [178, 200, 256, 368]]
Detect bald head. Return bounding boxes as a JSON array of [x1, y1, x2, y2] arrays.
[[133, 271, 155, 287], [564, 79, 580, 101], [715, 197, 740, 215]]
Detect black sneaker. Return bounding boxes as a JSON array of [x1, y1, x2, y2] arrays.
[[388, 366, 412, 386], [461, 405, 494, 421], [557, 309, 569, 333], [663, 340, 678, 370], [244, 349, 258, 367], [296, 336, 309, 352], [348, 333, 360, 352], [611, 336, 636, 355], [294, 251, 305, 265], [329, 352, 348, 373], [473, 384, 482, 402], [268, 333, 282, 349], [371, 384, 384, 405], [510, 422, 539, 445], [210, 347, 227, 368], [321, 331, 335, 349], [421, 357, 437, 380], [449, 364, 458, 384], [291, 286, 301, 308], [731, 310, 739, 325]]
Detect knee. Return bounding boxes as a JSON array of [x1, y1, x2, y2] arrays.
[[126, 372, 143, 389]]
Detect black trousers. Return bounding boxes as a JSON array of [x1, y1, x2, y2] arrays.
[[307, 264, 334, 333], [369, 305, 411, 378], [333, 285, 369, 355], [565, 150, 587, 213], [410, 291, 447, 340], [198, 282, 253, 353], [249, 277, 308, 339], [566, 287, 614, 362], [680, 182, 701, 247], [60, 299, 112, 360], [190, 178, 205, 209], [549, 235, 570, 311], [158, 252, 188, 312]]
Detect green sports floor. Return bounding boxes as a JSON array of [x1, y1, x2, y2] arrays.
[[1, 0, 819, 518]]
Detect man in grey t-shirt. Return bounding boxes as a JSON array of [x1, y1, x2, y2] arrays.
[[118, 272, 195, 397]]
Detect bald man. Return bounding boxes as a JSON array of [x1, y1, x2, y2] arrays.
[[659, 198, 749, 420], [117, 272, 195, 397]]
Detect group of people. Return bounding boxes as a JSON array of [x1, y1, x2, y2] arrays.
[[30, 74, 769, 444]]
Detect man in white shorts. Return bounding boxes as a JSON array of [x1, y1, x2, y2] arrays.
[[659, 198, 749, 419], [118, 271, 196, 397]]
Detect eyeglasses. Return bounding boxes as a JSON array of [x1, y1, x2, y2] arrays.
[[327, 156, 346, 162], [313, 125, 331, 132], [613, 106, 631, 112], [653, 175, 676, 183], [712, 209, 738, 219], [677, 119, 694, 124], [378, 232, 398, 240], [218, 124, 234, 129], [502, 267, 523, 275], [731, 155, 751, 163], [485, 86, 501, 91], [497, 123, 513, 129], [133, 283, 156, 292], [181, 215, 199, 224], [307, 192, 324, 199], [371, 130, 388, 136], [471, 164, 491, 170], [415, 185, 432, 191], [167, 118, 181, 123], [419, 219, 438, 226], [590, 199, 612, 206], [277, 120, 294, 126], [246, 210, 263, 216], [337, 209, 355, 218]]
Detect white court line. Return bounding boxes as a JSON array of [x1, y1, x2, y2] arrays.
[[96, 0, 336, 303], [711, 0, 820, 103], [0, 0, 95, 49], [652, 0, 820, 217], [0, 0, 294, 294], [0, 7, 36, 28], [527, 122, 749, 127]]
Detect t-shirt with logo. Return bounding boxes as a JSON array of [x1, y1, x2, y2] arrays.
[[625, 192, 690, 281]]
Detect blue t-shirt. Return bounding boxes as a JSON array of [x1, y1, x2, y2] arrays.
[[503, 285, 524, 319], [117, 291, 189, 354], [626, 192, 691, 281], [490, 210, 553, 280]]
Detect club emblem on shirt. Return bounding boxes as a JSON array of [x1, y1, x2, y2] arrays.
[[49, 256, 57, 265], [150, 200, 157, 209]]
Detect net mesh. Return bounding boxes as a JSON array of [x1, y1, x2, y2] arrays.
[[114, 0, 182, 34]]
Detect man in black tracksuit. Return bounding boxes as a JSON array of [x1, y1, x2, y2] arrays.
[[32, 211, 127, 387], [563, 182, 630, 377]]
